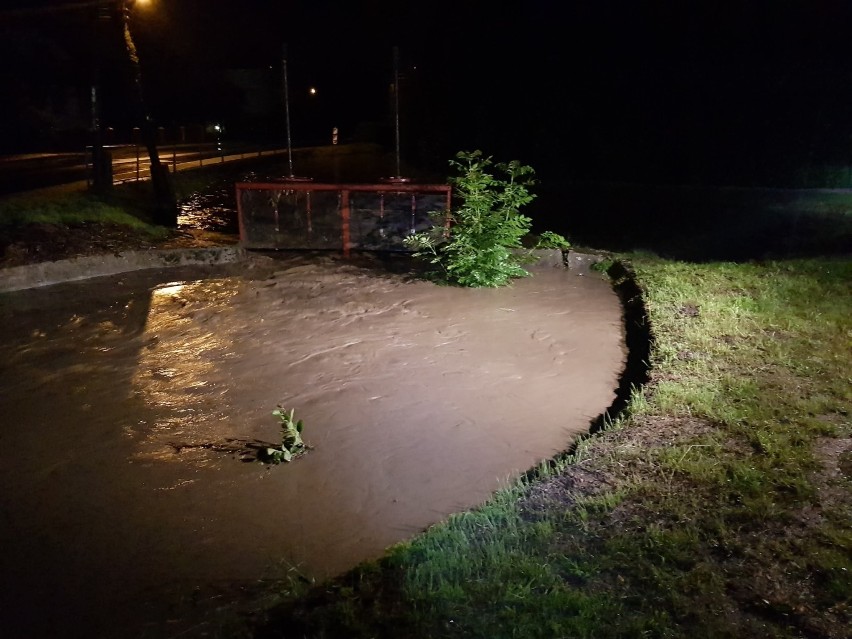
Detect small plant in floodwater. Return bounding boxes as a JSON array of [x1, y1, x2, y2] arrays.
[[258, 407, 308, 464], [533, 230, 571, 250]]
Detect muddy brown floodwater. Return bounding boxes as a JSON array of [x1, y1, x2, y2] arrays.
[[0, 253, 625, 638]]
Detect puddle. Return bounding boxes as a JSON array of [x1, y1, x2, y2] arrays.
[[0, 255, 625, 637]]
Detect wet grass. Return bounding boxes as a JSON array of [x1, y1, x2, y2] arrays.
[[251, 256, 851, 639], [0, 189, 164, 234]]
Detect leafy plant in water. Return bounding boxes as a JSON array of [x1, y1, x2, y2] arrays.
[[533, 230, 571, 250], [405, 150, 568, 287], [259, 407, 307, 464]]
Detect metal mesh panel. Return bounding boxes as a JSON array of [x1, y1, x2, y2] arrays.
[[237, 183, 451, 254], [239, 188, 341, 250], [349, 192, 449, 250]]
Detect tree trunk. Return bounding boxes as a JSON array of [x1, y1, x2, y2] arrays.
[[123, 15, 177, 227]]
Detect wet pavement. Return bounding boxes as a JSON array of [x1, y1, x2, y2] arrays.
[[0, 254, 625, 638]]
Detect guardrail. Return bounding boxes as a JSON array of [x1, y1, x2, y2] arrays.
[[85, 143, 288, 186]]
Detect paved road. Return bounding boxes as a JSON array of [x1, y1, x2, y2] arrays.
[[0, 152, 88, 195], [0, 144, 288, 196]]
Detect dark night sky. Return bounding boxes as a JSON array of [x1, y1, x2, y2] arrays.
[[3, 0, 852, 184]]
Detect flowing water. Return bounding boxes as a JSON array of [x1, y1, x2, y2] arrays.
[[178, 180, 239, 234], [0, 254, 625, 638]]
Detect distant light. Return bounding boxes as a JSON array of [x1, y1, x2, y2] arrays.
[[214, 124, 221, 132], [309, 87, 317, 96]]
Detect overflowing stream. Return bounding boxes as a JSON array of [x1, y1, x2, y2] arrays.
[[0, 252, 624, 638]]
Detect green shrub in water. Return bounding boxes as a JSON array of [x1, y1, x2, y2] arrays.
[[406, 150, 568, 287]]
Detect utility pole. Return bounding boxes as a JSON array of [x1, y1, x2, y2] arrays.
[[89, 0, 111, 193], [282, 44, 295, 179], [279, 44, 310, 182], [393, 46, 402, 178], [381, 46, 408, 184]]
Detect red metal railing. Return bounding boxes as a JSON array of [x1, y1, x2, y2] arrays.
[[236, 182, 451, 257]]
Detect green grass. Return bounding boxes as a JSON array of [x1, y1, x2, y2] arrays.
[[0, 189, 160, 230], [252, 256, 851, 639], [0, 166, 245, 241]]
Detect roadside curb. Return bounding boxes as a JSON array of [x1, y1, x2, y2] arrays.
[[0, 246, 247, 293], [1, 247, 608, 294]]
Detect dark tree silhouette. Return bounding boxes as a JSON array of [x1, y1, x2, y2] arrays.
[[121, 0, 176, 226]]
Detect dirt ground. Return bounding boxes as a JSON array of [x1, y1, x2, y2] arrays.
[[0, 240, 625, 638], [0, 221, 237, 269]]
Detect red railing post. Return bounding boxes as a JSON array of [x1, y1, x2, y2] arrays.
[[234, 182, 451, 256], [341, 189, 351, 258]]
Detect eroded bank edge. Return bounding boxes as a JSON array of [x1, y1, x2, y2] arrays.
[[520, 258, 653, 481]]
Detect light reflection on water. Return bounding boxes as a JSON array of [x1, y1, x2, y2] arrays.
[[130, 279, 239, 463], [175, 168, 296, 233], [178, 182, 238, 233], [152, 282, 187, 297]]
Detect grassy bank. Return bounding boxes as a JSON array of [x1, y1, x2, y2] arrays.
[[0, 143, 409, 232], [249, 256, 850, 638], [0, 166, 249, 262], [0, 188, 164, 231], [0, 167, 234, 230]]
